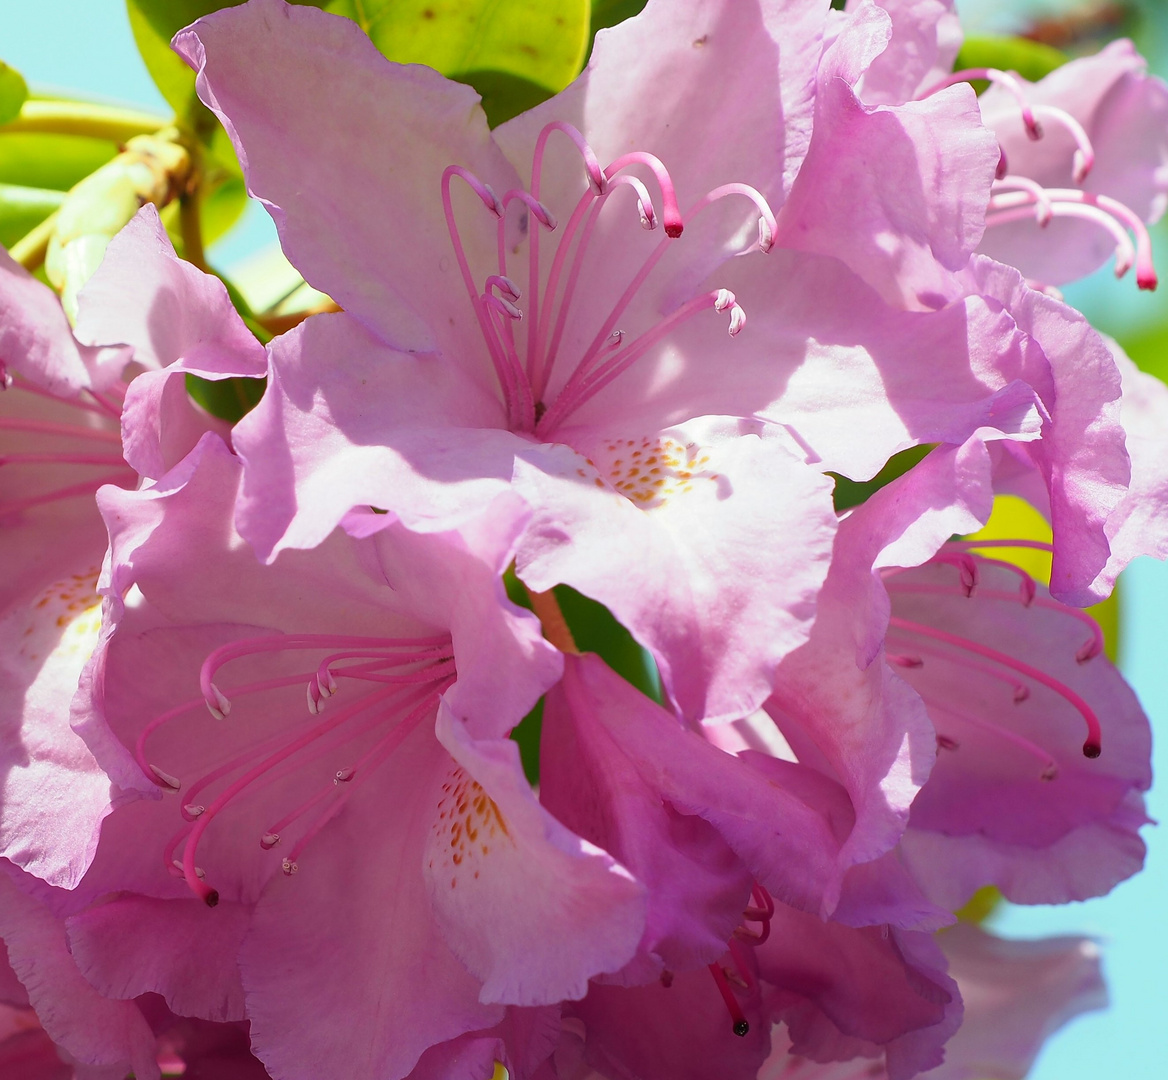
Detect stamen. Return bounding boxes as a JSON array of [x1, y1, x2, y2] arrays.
[[609, 174, 658, 230], [0, 361, 11, 390], [604, 151, 684, 237], [988, 186, 1156, 288], [0, 473, 127, 517], [919, 694, 1058, 778], [149, 765, 181, 792], [0, 417, 121, 442], [993, 176, 1054, 226], [922, 69, 1042, 139], [1030, 105, 1095, 182], [708, 962, 750, 1037], [889, 616, 1103, 757]]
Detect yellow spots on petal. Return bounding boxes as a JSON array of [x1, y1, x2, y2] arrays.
[[19, 567, 102, 666], [433, 767, 512, 891], [589, 435, 721, 510]]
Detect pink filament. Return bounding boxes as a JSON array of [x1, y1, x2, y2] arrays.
[[0, 417, 120, 441], [923, 68, 1041, 138], [708, 962, 750, 1037], [889, 616, 1103, 757]]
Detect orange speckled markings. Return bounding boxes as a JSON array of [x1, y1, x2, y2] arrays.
[[22, 566, 102, 664], [582, 435, 720, 509], [432, 767, 511, 889]]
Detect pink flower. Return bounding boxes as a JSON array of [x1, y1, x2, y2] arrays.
[[172, 0, 1054, 725], [970, 40, 1168, 290], [64, 434, 646, 1080], [756, 923, 1106, 1080], [0, 208, 264, 888]]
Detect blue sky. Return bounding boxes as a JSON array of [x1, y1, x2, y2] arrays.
[[2, 2, 1165, 1076]]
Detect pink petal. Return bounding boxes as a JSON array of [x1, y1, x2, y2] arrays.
[[174, 0, 519, 357]]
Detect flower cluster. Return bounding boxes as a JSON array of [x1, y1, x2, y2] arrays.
[[2, 1, 1166, 1078]]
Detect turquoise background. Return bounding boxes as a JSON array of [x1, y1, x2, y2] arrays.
[[2, 1, 1165, 1076]]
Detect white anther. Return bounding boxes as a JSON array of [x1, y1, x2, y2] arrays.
[[169, 859, 184, 878], [260, 832, 281, 850], [484, 293, 524, 320], [194, 865, 206, 881], [531, 200, 558, 230], [727, 304, 747, 336], [306, 682, 324, 715], [318, 669, 338, 698], [205, 683, 231, 720], [149, 765, 181, 792], [486, 274, 522, 302], [757, 217, 774, 253], [0, 367, 11, 391], [713, 288, 736, 312], [605, 330, 625, 351], [281, 858, 299, 876], [483, 183, 503, 218], [1013, 685, 1031, 704], [1040, 763, 1059, 781], [183, 804, 205, 819], [334, 767, 355, 784]]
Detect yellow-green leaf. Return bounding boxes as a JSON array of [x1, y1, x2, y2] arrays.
[[955, 36, 1069, 85], [324, 0, 590, 121], [0, 182, 64, 248], [0, 60, 29, 126]]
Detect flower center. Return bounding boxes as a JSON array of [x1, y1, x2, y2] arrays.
[[442, 122, 776, 437], [135, 632, 455, 906]]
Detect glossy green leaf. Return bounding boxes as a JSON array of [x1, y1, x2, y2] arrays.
[[0, 132, 119, 191], [325, 0, 589, 115], [0, 183, 64, 247], [954, 36, 1068, 85], [186, 373, 267, 423], [0, 60, 29, 126], [831, 444, 935, 512], [126, 1, 329, 114], [1118, 321, 1168, 386]]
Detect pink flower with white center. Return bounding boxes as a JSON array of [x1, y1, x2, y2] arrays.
[[0, 209, 265, 889], [65, 434, 646, 1080], [923, 39, 1168, 291]]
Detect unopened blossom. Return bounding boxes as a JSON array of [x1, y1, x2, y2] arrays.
[[0, 208, 264, 887], [173, 0, 1064, 726], [62, 433, 650, 1080]]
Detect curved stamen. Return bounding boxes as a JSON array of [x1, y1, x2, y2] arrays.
[[538, 288, 746, 435], [708, 962, 750, 1037], [890, 635, 1032, 702], [604, 152, 684, 238], [1030, 105, 1096, 182], [922, 68, 1042, 139], [687, 183, 778, 253], [179, 685, 404, 905], [986, 201, 1136, 278], [993, 175, 1054, 226], [609, 174, 658, 230], [199, 634, 450, 719], [889, 616, 1103, 757], [917, 694, 1058, 778]]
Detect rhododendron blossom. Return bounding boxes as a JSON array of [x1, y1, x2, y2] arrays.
[[0, 1, 1164, 1079]]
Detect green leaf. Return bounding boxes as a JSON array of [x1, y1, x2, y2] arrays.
[[954, 36, 1069, 85], [0, 183, 64, 248], [126, 0, 330, 114], [0, 60, 29, 126], [1118, 321, 1168, 386], [325, 0, 589, 118], [510, 697, 544, 785], [185, 373, 266, 423], [0, 132, 119, 191], [831, 444, 935, 512]]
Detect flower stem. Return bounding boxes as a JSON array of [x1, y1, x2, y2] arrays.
[[526, 587, 579, 654], [1, 100, 167, 143], [9, 211, 57, 271]]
